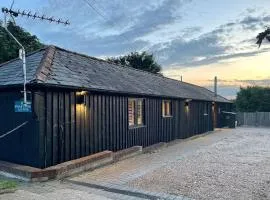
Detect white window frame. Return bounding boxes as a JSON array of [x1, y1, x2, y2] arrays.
[[162, 100, 172, 117], [128, 98, 145, 128]]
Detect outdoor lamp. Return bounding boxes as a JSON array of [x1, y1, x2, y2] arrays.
[[76, 91, 87, 104], [185, 99, 192, 107]]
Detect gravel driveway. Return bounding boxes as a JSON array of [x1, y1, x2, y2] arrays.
[[72, 127, 270, 200]]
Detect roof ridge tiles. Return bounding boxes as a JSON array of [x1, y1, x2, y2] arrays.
[[0, 44, 231, 103], [50, 45, 229, 102], [34, 46, 56, 83]]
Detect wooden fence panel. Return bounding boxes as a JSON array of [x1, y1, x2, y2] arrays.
[[237, 112, 270, 127]]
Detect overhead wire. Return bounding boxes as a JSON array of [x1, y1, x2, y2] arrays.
[[82, 0, 161, 64], [82, 0, 137, 53]]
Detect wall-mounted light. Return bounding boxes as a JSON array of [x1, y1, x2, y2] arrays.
[[185, 99, 192, 107], [212, 101, 215, 111], [76, 91, 87, 104], [184, 99, 192, 114]]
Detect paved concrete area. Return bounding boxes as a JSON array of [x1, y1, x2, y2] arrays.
[[71, 127, 270, 200], [0, 180, 147, 200], [1, 127, 270, 199]]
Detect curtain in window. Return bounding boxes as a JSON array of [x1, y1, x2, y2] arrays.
[[137, 100, 143, 125], [162, 100, 171, 116], [128, 100, 135, 126]]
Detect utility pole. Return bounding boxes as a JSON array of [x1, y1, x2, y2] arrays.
[[214, 76, 217, 97], [1, 5, 69, 104]]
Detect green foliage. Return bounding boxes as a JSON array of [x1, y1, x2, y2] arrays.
[[256, 27, 270, 47], [0, 180, 17, 190], [235, 86, 270, 112], [0, 21, 44, 64], [107, 51, 161, 74]]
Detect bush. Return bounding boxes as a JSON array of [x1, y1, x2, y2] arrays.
[[235, 86, 270, 112]]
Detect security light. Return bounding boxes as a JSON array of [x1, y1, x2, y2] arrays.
[[185, 99, 192, 107], [76, 91, 86, 104]]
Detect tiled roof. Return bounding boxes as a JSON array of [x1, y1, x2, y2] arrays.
[[0, 45, 230, 103], [0, 50, 45, 86]]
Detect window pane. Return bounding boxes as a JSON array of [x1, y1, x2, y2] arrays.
[[166, 101, 171, 116], [165, 101, 168, 116], [128, 100, 135, 126], [137, 100, 143, 125], [162, 101, 165, 116], [162, 100, 171, 117]]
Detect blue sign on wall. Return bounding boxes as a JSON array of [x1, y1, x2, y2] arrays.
[[14, 101, 32, 113]]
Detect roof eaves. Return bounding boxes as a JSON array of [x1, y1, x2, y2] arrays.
[[28, 82, 228, 103], [178, 80, 230, 103], [27, 45, 231, 103]]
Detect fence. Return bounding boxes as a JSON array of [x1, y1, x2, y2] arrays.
[[237, 112, 270, 127]]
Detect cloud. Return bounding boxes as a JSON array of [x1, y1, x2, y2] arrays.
[[12, 1, 270, 67], [205, 78, 270, 99], [15, 0, 193, 57], [205, 78, 270, 87], [149, 11, 270, 68], [205, 85, 240, 99], [121, 0, 185, 39], [240, 16, 265, 30], [240, 16, 261, 25], [152, 33, 230, 66], [235, 78, 270, 86], [7, 0, 270, 99]]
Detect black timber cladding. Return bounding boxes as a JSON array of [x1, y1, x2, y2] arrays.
[[32, 89, 219, 168], [0, 91, 41, 167], [0, 45, 232, 168]]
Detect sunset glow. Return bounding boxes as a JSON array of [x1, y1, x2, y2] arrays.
[[5, 0, 270, 99]]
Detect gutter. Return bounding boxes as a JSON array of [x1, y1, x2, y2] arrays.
[[0, 82, 232, 103]]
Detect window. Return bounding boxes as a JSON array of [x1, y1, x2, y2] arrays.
[[128, 98, 144, 127], [162, 100, 172, 117], [128, 99, 135, 126], [137, 100, 143, 125]]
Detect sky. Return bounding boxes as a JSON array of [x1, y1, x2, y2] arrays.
[[1, 0, 270, 99]]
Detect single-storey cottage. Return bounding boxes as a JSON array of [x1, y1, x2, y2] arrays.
[[0, 46, 232, 168]]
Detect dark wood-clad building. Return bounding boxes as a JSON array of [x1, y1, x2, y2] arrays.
[[0, 46, 232, 168]]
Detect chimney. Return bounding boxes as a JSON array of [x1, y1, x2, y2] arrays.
[[214, 76, 217, 97]]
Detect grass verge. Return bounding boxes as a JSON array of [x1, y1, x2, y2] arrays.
[[0, 179, 17, 190]]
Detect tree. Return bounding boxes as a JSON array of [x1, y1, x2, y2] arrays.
[[107, 51, 161, 74], [256, 27, 270, 47], [0, 21, 44, 64], [235, 86, 270, 112]]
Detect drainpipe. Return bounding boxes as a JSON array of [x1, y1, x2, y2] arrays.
[[2, 12, 27, 103]]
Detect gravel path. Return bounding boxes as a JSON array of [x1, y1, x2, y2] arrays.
[[2, 128, 270, 200], [72, 127, 270, 200], [128, 127, 270, 200]]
